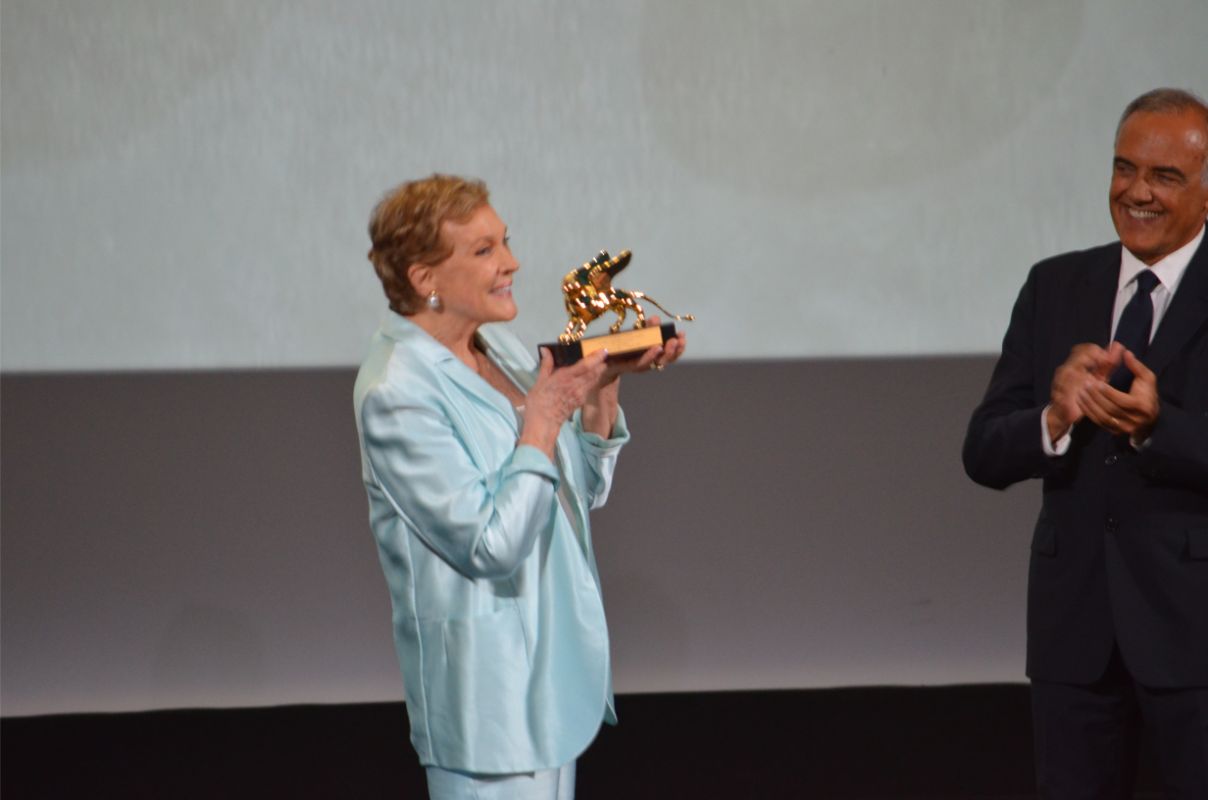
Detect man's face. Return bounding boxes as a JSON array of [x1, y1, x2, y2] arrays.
[[1110, 109, 1208, 265]]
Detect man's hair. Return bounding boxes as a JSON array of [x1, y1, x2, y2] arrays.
[[1116, 88, 1208, 185], [367, 174, 490, 313]]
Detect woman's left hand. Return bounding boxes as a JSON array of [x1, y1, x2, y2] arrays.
[[581, 317, 687, 437], [598, 316, 687, 385]]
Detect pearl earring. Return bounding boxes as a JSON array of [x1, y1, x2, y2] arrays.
[[426, 291, 441, 310]]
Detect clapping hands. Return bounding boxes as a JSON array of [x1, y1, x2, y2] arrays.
[[1049, 342, 1159, 441]]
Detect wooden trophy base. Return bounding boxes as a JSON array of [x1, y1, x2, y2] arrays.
[[541, 323, 676, 367]]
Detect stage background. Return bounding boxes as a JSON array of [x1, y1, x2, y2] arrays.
[[2, 0, 1206, 718]]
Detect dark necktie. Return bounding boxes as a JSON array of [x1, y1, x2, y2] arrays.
[[1109, 269, 1160, 389]]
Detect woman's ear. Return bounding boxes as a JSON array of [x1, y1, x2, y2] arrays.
[[408, 262, 433, 295]]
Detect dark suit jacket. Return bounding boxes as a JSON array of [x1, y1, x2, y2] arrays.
[[963, 235, 1208, 688]]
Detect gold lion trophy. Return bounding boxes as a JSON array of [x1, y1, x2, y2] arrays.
[[541, 249, 694, 366]]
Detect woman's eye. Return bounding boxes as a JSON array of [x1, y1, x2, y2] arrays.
[[476, 246, 492, 256]]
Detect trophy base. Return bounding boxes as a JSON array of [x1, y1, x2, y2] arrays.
[[541, 323, 676, 367]]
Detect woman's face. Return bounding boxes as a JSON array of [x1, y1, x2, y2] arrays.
[[430, 204, 519, 325]]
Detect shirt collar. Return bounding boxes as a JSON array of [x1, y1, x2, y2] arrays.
[[1118, 222, 1205, 295], [378, 309, 535, 396], [378, 309, 457, 363]]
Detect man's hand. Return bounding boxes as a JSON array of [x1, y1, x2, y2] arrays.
[[1049, 344, 1115, 441], [1080, 348, 1160, 440]]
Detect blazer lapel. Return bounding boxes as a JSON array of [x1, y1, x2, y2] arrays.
[[1145, 236, 1208, 378], [479, 333, 537, 396], [380, 313, 520, 432], [437, 356, 520, 432]]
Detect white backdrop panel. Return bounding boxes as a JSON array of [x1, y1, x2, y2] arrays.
[[3, 0, 1205, 370]]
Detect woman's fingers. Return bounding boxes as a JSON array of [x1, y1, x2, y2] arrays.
[[529, 349, 608, 423], [661, 332, 686, 365], [537, 347, 555, 379]]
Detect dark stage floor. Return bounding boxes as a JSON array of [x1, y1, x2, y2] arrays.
[[2, 684, 1163, 799]]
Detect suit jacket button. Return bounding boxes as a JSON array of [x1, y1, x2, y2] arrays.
[[1105, 515, 1119, 532], [1104, 453, 1119, 466]]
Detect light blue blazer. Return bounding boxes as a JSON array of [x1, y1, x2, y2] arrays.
[[353, 311, 627, 774]]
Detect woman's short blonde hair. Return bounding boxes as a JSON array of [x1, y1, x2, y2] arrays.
[[367, 174, 490, 313]]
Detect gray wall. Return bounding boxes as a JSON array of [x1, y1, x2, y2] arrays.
[[1, 356, 1038, 716]]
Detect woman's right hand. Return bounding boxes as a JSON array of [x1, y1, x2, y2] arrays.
[[518, 348, 610, 459]]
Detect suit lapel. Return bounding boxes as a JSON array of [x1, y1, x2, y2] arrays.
[[1146, 236, 1208, 378], [1077, 243, 1121, 346]]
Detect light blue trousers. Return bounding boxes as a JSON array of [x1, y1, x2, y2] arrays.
[[425, 761, 575, 800]]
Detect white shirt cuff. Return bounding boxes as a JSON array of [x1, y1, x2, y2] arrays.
[[1041, 405, 1072, 456]]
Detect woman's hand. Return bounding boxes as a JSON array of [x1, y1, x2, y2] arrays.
[[519, 348, 610, 459], [581, 317, 688, 438], [622, 317, 687, 375], [596, 316, 688, 384]]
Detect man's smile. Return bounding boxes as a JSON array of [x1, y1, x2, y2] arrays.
[[1125, 207, 1162, 220]]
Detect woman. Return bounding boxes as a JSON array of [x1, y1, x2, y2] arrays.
[[353, 174, 684, 799]]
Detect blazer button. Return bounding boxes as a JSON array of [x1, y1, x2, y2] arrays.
[[1105, 515, 1119, 532], [1104, 453, 1119, 466]]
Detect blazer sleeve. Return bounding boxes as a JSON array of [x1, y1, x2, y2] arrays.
[[1136, 400, 1208, 494], [963, 264, 1065, 490], [571, 408, 631, 510], [360, 380, 560, 580]]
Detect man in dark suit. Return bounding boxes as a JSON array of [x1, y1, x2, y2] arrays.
[[963, 88, 1208, 798]]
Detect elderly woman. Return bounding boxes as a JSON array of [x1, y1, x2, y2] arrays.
[[354, 174, 684, 799]]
